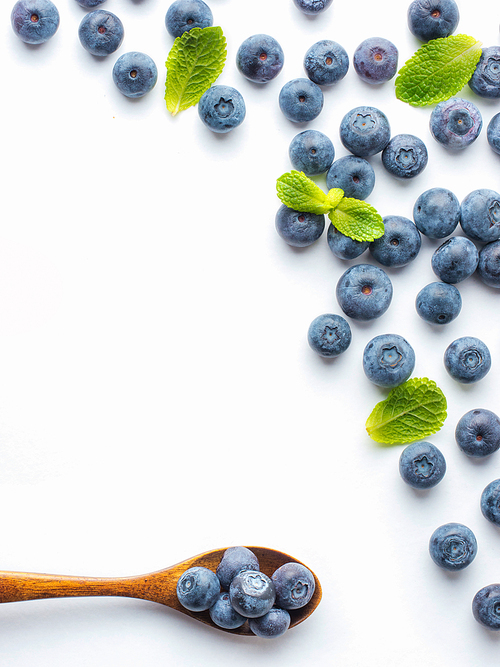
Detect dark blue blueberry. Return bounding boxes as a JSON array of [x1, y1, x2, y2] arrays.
[[307, 313, 352, 358], [487, 113, 500, 155], [399, 441, 446, 489], [381, 134, 428, 179], [236, 34, 284, 83], [415, 282, 462, 325], [275, 204, 325, 247], [216, 546, 260, 591], [249, 608, 291, 638], [469, 47, 500, 99], [165, 0, 212, 38], [293, 0, 333, 14], [327, 224, 369, 260], [481, 479, 500, 526], [198, 85, 246, 133], [279, 78, 324, 123], [326, 156, 375, 200], [76, 0, 106, 7], [209, 592, 247, 629], [229, 570, 275, 619], [78, 10, 124, 57], [339, 106, 391, 157], [431, 236, 479, 283], [429, 523, 477, 571], [176, 566, 220, 612], [289, 130, 335, 176], [303, 40, 349, 86], [353, 37, 398, 85], [460, 189, 500, 243], [413, 187, 460, 239], [444, 336, 491, 384], [112, 52, 158, 98], [336, 263, 393, 321], [363, 333, 415, 388], [430, 97, 483, 150], [473, 585, 500, 630], [369, 215, 421, 267], [478, 240, 500, 288], [271, 562, 316, 610], [407, 0, 459, 41], [455, 409, 500, 457], [11, 0, 59, 44]]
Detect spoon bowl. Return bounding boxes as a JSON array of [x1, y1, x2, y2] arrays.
[[0, 546, 321, 635]]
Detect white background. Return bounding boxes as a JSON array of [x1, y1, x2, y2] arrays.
[[1, 0, 500, 664]]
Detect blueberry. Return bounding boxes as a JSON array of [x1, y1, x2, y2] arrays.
[[78, 10, 124, 56], [468, 47, 500, 99], [481, 479, 500, 526], [293, 0, 333, 14], [336, 263, 393, 321], [307, 313, 352, 358], [369, 216, 421, 268], [236, 34, 284, 84], [413, 187, 460, 239], [326, 156, 375, 200], [381, 134, 428, 179], [487, 113, 500, 155], [229, 570, 275, 619], [353, 37, 398, 85], [11, 0, 59, 44], [455, 408, 500, 457], [279, 78, 324, 123], [303, 40, 349, 86], [460, 189, 500, 243], [176, 566, 220, 612], [407, 0, 459, 42], [339, 106, 391, 157], [444, 336, 491, 384], [327, 224, 369, 260], [478, 240, 500, 288], [275, 204, 325, 247], [473, 584, 500, 630], [362, 333, 415, 388], [399, 441, 446, 489], [429, 523, 477, 571], [165, 0, 212, 38], [430, 97, 483, 150], [216, 546, 260, 591], [431, 237, 479, 284], [249, 608, 291, 638], [112, 52, 158, 98], [289, 130, 335, 176], [209, 592, 247, 629], [198, 85, 246, 133], [76, 0, 106, 7], [271, 562, 315, 610], [415, 282, 462, 325]]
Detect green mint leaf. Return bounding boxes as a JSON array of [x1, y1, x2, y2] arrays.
[[395, 34, 482, 107], [165, 26, 227, 116], [276, 171, 332, 215], [365, 377, 447, 445], [328, 197, 384, 242], [325, 188, 344, 211]]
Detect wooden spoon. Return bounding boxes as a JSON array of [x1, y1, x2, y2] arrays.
[[0, 546, 321, 635]]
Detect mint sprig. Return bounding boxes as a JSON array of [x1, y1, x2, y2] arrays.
[[395, 34, 482, 107], [165, 26, 227, 116], [365, 377, 447, 445], [276, 170, 384, 242]]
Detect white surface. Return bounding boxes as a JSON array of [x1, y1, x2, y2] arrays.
[[1, 0, 500, 664]]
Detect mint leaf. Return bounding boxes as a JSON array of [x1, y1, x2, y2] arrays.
[[165, 26, 227, 116], [395, 34, 482, 106], [325, 188, 344, 211], [276, 171, 332, 215], [328, 197, 384, 242], [365, 378, 447, 445]]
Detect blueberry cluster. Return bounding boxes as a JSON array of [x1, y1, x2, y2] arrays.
[[176, 547, 316, 638]]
